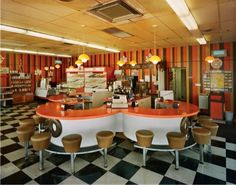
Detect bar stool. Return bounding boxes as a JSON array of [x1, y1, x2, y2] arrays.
[[62, 134, 82, 174], [32, 115, 46, 133], [199, 120, 219, 153], [192, 127, 211, 164], [96, 131, 114, 168], [136, 130, 154, 166], [16, 125, 35, 160], [31, 132, 51, 170], [166, 132, 186, 170], [19, 118, 35, 127]]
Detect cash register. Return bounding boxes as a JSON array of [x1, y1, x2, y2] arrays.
[[111, 95, 128, 109]]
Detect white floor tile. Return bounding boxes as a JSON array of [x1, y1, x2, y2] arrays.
[[25, 180, 39, 184], [130, 167, 163, 184], [23, 160, 56, 179], [212, 136, 226, 142], [123, 151, 143, 166], [226, 143, 236, 151], [1, 139, 15, 148], [94, 171, 128, 184], [59, 157, 89, 174], [197, 162, 226, 181], [0, 162, 20, 179], [151, 151, 174, 164], [5, 148, 33, 162], [92, 155, 120, 170], [226, 158, 236, 171], [165, 164, 196, 184], [0, 125, 12, 131], [211, 146, 226, 157]]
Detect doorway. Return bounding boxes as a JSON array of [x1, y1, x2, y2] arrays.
[[171, 68, 187, 101]]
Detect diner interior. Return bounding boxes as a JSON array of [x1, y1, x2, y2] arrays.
[[0, 0, 236, 184]]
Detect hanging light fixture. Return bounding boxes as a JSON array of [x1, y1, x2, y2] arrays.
[[116, 56, 127, 67], [67, 58, 74, 69], [205, 41, 214, 63], [55, 58, 61, 69], [78, 53, 90, 63], [129, 60, 137, 67], [55, 64, 60, 69], [0, 55, 4, 64], [149, 29, 161, 65], [44, 66, 49, 71], [75, 59, 83, 67]]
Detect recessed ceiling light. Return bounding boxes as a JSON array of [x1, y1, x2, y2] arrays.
[[81, 24, 86, 27], [152, 24, 158, 28]]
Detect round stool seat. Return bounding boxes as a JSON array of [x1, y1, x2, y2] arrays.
[[200, 120, 219, 136], [19, 119, 35, 127], [32, 115, 46, 125], [96, 131, 114, 148], [136, 130, 154, 148], [62, 134, 82, 153], [166, 132, 186, 149], [31, 132, 51, 151], [192, 127, 211, 145], [17, 125, 35, 142]]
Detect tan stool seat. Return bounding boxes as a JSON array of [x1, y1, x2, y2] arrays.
[[199, 121, 219, 136], [136, 130, 154, 148], [192, 127, 211, 144], [32, 115, 46, 125], [17, 125, 35, 142], [166, 132, 186, 149], [31, 132, 51, 151], [96, 131, 114, 148], [62, 134, 82, 153], [19, 119, 35, 127]]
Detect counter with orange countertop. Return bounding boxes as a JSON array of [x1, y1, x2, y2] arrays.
[[36, 102, 199, 147]]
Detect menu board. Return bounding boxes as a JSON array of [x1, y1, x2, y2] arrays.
[[203, 70, 232, 92]]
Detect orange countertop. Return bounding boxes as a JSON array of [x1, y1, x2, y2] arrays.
[[48, 94, 84, 105], [36, 101, 199, 120]]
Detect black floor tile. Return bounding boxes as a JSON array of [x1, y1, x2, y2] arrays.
[[193, 172, 226, 184], [74, 163, 106, 184], [46, 154, 70, 165], [160, 176, 185, 184], [110, 160, 139, 180], [211, 140, 225, 148], [145, 158, 171, 175], [226, 138, 236, 144], [0, 135, 8, 141], [13, 154, 39, 169], [0, 122, 7, 126], [11, 136, 19, 142], [226, 168, 236, 184], [0, 143, 23, 154], [35, 167, 70, 184], [79, 151, 101, 162], [126, 180, 137, 185], [226, 149, 236, 160], [11, 123, 20, 127], [0, 155, 10, 166], [0, 170, 32, 184], [203, 152, 226, 167], [113, 136, 126, 145], [176, 154, 199, 171], [108, 146, 131, 159], [1, 127, 16, 134]]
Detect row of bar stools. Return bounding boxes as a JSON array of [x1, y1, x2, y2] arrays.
[[192, 127, 211, 164], [32, 115, 47, 133], [62, 134, 82, 174], [96, 131, 114, 168], [199, 120, 219, 153], [31, 132, 51, 170], [166, 132, 186, 170], [16, 125, 35, 160], [136, 130, 154, 166]]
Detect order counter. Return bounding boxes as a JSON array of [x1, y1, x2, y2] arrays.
[[36, 102, 199, 147]]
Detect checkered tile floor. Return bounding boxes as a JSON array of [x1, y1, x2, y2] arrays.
[[1, 102, 236, 184]]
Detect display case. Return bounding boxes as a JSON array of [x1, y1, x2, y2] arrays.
[[10, 73, 33, 104], [85, 72, 107, 89]]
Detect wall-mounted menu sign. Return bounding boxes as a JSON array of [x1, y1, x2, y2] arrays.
[[203, 70, 232, 92]]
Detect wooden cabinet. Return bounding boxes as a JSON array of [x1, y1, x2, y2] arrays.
[[0, 86, 13, 106]]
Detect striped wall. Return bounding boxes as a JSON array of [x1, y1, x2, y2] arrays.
[[1, 42, 235, 111]]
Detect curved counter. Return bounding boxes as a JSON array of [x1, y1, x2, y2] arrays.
[[36, 102, 199, 147]]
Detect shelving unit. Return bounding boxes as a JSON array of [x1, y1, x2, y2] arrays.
[[10, 73, 33, 104], [0, 86, 13, 106]]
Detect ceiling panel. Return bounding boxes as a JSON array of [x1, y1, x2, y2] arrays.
[[0, 0, 235, 56]]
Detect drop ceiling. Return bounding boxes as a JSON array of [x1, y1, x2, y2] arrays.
[[0, 0, 236, 55]]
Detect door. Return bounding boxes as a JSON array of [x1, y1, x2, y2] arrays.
[[172, 68, 186, 101]]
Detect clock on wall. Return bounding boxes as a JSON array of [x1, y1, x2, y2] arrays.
[[211, 58, 223, 69]]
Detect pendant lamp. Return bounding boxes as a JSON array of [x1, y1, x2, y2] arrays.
[[79, 53, 90, 63], [75, 59, 83, 67], [205, 41, 214, 63], [149, 29, 161, 64], [129, 60, 137, 67]]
